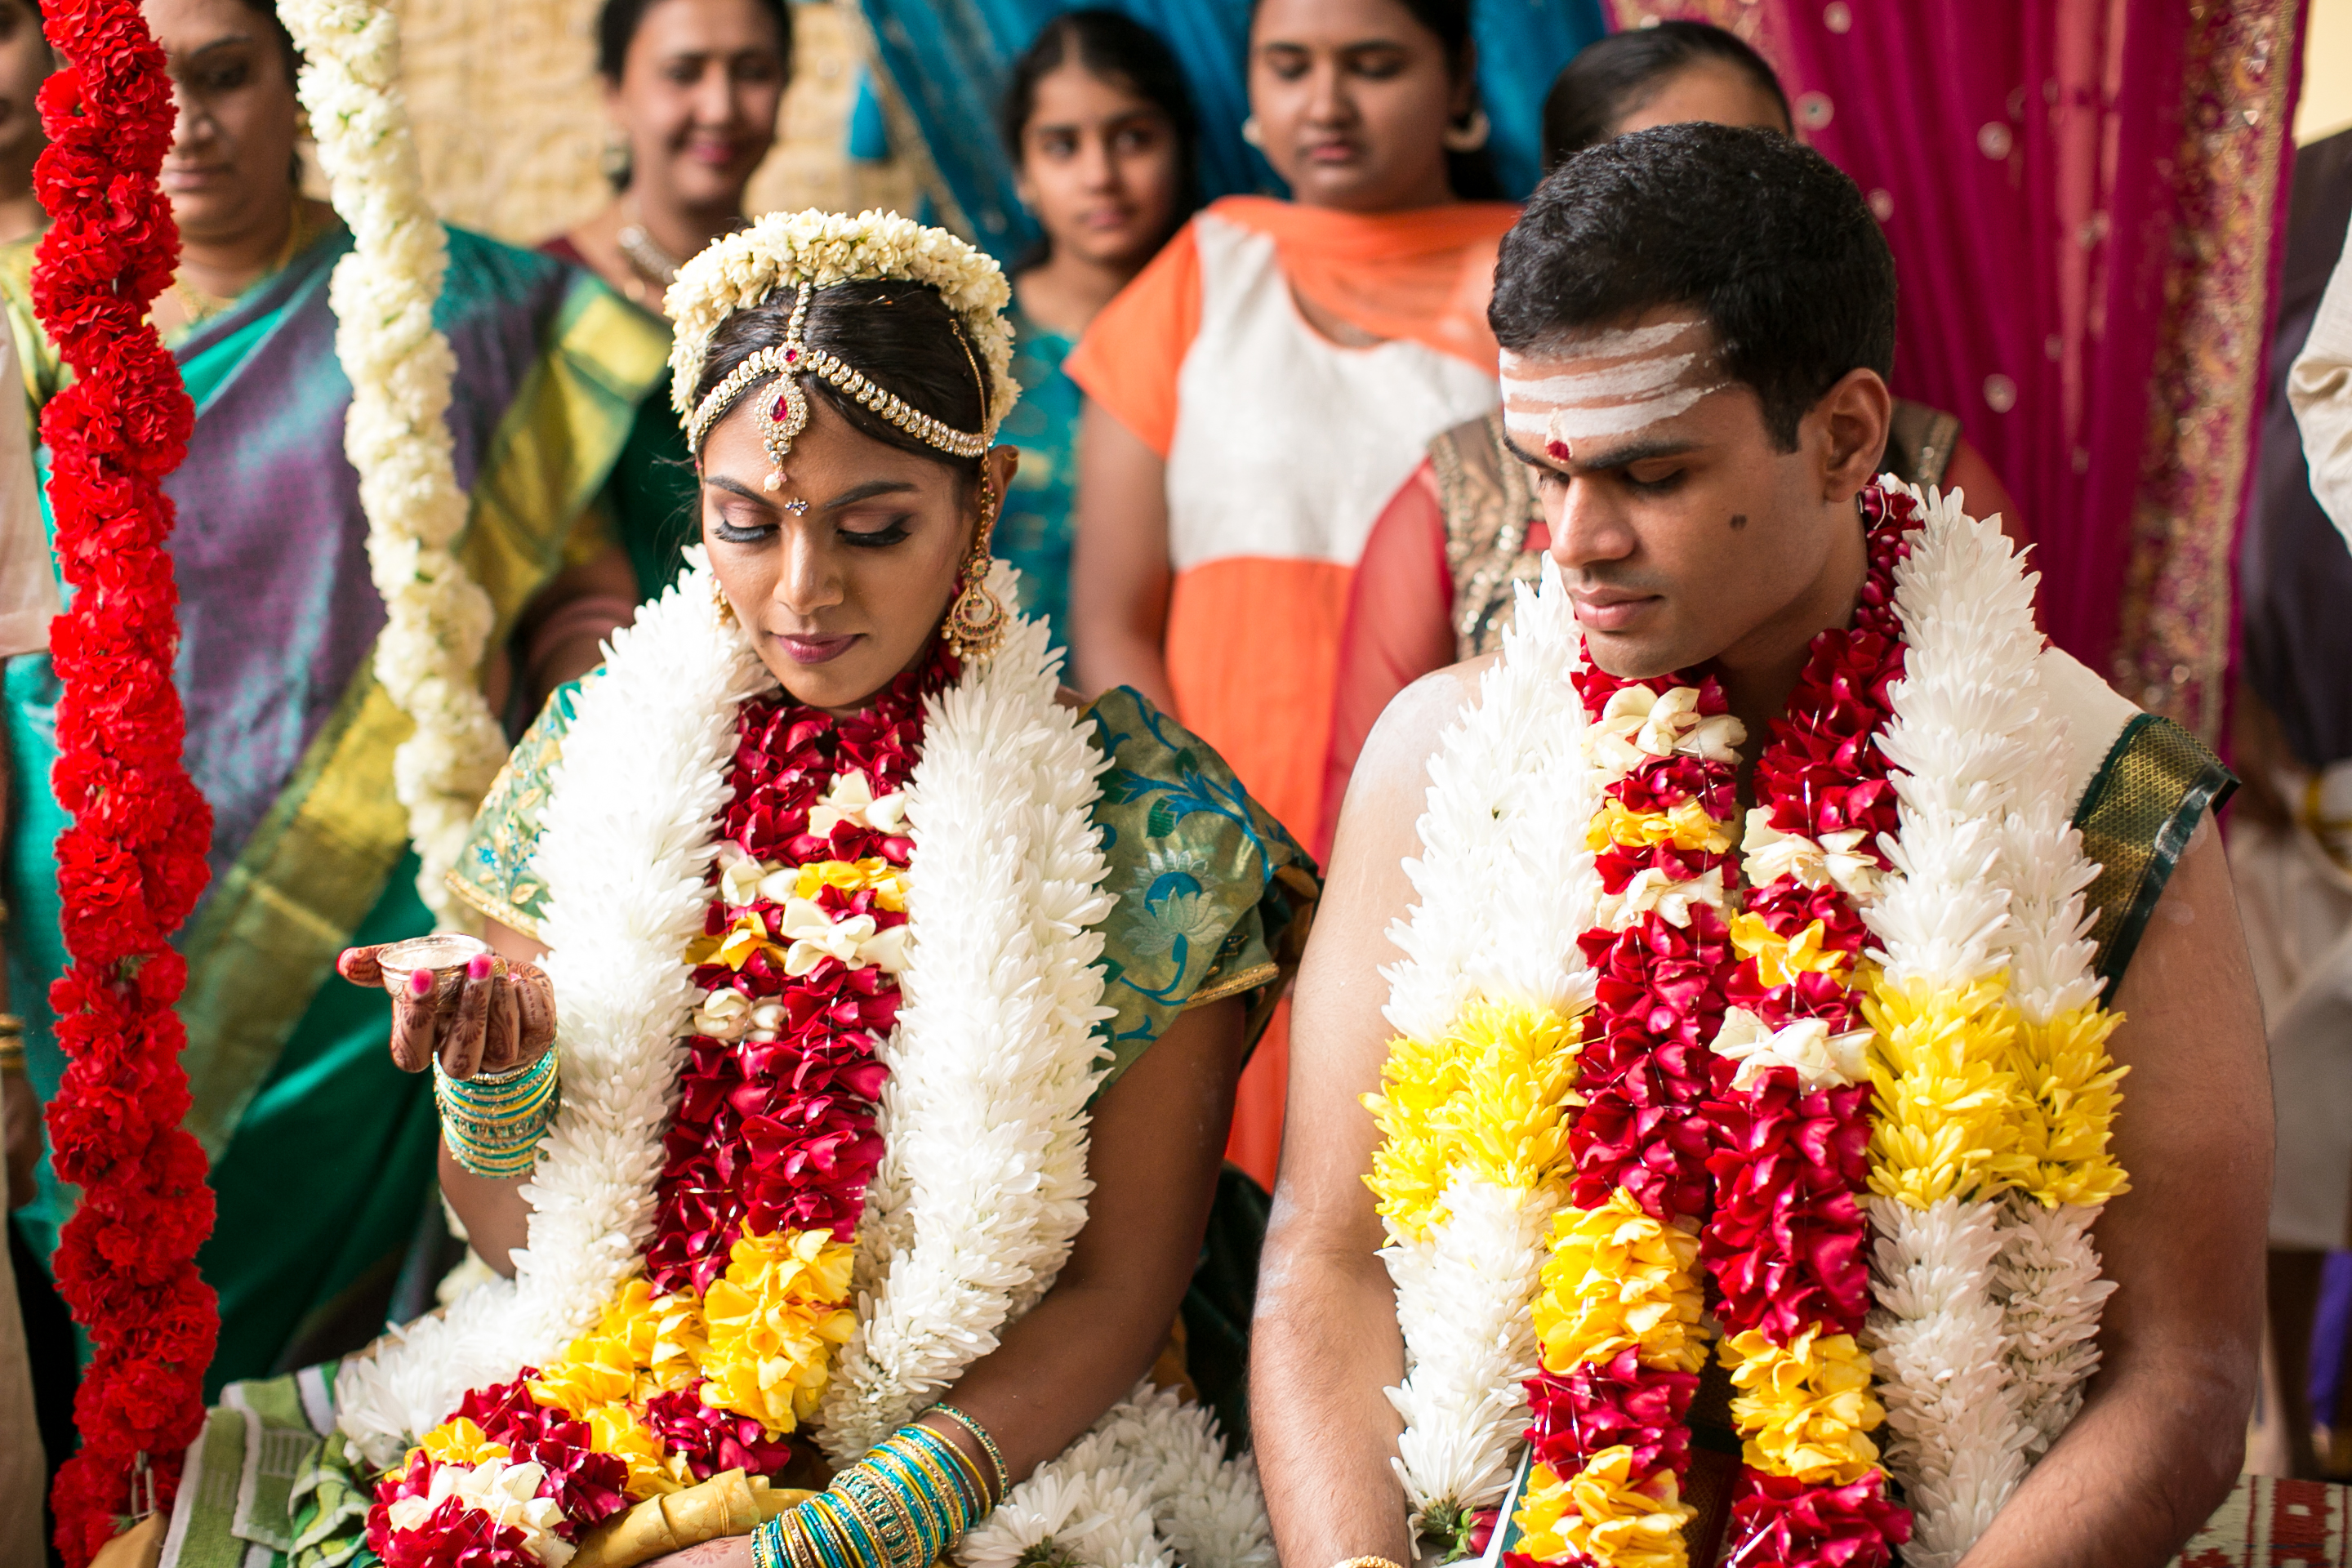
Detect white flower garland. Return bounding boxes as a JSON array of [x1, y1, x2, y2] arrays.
[[817, 563, 1118, 1458], [335, 555, 1269, 1566], [1377, 561, 1597, 1536], [1862, 486, 2117, 1567], [278, 0, 507, 925]]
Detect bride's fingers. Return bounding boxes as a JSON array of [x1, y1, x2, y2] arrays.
[[337, 945, 386, 987], [484, 969, 521, 1071], [442, 953, 497, 1080], [513, 965, 557, 1054], [390, 968, 439, 1073]]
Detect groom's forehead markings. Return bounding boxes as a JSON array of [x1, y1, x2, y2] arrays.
[[1499, 319, 1726, 457]]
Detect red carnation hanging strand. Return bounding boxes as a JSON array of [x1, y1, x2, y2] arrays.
[[29, 0, 218, 1561]]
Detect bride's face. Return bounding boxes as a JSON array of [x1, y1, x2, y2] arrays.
[[701, 391, 1017, 711]]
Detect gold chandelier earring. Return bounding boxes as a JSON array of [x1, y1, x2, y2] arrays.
[[942, 462, 1008, 662]]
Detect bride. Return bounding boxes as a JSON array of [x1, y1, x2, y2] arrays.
[[151, 212, 1310, 1568]]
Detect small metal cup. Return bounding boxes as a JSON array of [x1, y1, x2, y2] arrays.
[[376, 933, 501, 1004]]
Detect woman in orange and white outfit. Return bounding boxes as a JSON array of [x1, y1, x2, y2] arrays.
[[1066, 0, 1515, 1182]]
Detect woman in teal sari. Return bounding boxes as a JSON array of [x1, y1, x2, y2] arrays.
[[0, 0, 672, 1392], [996, 11, 1196, 653]]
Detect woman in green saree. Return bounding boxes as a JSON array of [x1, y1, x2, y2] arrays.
[[0, 0, 673, 1392]]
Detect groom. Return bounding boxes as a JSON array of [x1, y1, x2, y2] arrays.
[[1254, 123, 2264, 1568]]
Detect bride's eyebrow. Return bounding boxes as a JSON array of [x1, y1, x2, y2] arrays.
[[818, 479, 920, 510]]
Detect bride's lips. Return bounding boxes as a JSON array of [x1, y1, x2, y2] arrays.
[[774, 632, 858, 665], [1570, 590, 1660, 632]]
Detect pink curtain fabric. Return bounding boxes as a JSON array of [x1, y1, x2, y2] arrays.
[[1605, 0, 2304, 740]]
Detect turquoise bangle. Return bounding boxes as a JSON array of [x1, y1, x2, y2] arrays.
[[433, 1050, 559, 1177], [927, 1401, 1008, 1506]]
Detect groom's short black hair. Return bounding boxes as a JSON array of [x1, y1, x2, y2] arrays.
[[1490, 122, 1896, 452]]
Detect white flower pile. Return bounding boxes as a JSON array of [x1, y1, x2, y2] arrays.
[[278, 0, 506, 924], [1377, 559, 1598, 1537], [963, 1382, 1274, 1568]]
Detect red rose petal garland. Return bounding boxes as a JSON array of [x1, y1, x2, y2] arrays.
[[1509, 671, 1742, 1568], [367, 652, 951, 1556], [1700, 491, 1913, 1568], [29, 0, 216, 1561]]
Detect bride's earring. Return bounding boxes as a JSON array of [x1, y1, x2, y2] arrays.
[[942, 466, 1008, 662], [1241, 115, 1265, 149], [710, 572, 737, 626]]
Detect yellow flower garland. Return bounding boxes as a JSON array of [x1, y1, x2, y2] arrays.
[[1530, 1190, 1707, 1377], [1363, 997, 1583, 1240], [1514, 1450, 1691, 1568], [1720, 1327, 1884, 1485]]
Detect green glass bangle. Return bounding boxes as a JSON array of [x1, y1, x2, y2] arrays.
[[926, 1403, 1007, 1506], [885, 1428, 972, 1540], [871, 1438, 958, 1556], [837, 1469, 920, 1568], [751, 1515, 787, 1568], [433, 1051, 559, 1178]]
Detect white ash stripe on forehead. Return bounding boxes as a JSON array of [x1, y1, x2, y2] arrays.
[[1499, 320, 1724, 451], [1503, 390, 1723, 448]]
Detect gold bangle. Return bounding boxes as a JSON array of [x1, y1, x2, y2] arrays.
[[1332, 1557, 1406, 1568]]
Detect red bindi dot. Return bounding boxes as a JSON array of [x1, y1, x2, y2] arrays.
[[1548, 439, 1572, 461]]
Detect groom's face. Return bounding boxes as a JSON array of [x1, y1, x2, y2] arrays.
[[1500, 308, 1862, 681]]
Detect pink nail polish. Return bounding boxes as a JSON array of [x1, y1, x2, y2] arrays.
[[408, 968, 434, 997], [466, 953, 494, 981]]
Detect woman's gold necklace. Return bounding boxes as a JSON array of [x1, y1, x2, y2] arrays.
[[169, 206, 307, 332], [614, 197, 747, 307]]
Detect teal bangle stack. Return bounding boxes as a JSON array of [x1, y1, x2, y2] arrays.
[[755, 1413, 1004, 1568], [433, 1050, 559, 1177]]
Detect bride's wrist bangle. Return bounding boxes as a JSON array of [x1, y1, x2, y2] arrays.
[[433, 1050, 558, 1177], [925, 1401, 1007, 1507]]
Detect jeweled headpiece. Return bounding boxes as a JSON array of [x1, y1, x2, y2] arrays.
[[684, 287, 993, 487], [668, 209, 1018, 477]]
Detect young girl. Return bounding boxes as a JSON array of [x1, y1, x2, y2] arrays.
[[996, 9, 1197, 655]]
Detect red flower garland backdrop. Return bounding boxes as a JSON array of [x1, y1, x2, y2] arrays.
[[30, 0, 217, 1560]]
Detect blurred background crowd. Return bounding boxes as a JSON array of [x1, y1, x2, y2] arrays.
[[2, 0, 2352, 1556]]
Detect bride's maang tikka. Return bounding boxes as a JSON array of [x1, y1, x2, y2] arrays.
[[685, 286, 992, 491]]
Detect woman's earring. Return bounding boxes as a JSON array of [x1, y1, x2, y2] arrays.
[[1241, 115, 1265, 149], [710, 572, 737, 626], [600, 132, 633, 189], [1441, 105, 1491, 154], [942, 469, 1009, 663]]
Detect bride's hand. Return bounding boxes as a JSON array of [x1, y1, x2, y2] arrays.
[[336, 945, 556, 1079]]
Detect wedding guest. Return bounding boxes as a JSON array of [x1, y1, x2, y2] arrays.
[[0, 0, 668, 1391], [1067, 0, 1513, 1183], [997, 9, 1196, 653], [542, 0, 792, 599]]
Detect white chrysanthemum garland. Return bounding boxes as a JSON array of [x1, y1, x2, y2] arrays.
[[278, 0, 506, 924], [336, 556, 1269, 1562], [665, 209, 1018, 438], [1860, 485, 2127, 1568], [1366, 561, 1599, 1550]]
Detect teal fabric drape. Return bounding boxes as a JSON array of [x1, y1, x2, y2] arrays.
[[854, 0, 1606, 261]]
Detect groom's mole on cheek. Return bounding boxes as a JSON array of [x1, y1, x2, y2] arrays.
[[1729, 514, 1748, 532]]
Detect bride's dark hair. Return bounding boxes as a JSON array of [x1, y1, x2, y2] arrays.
[[692, 280, 996, 479]]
